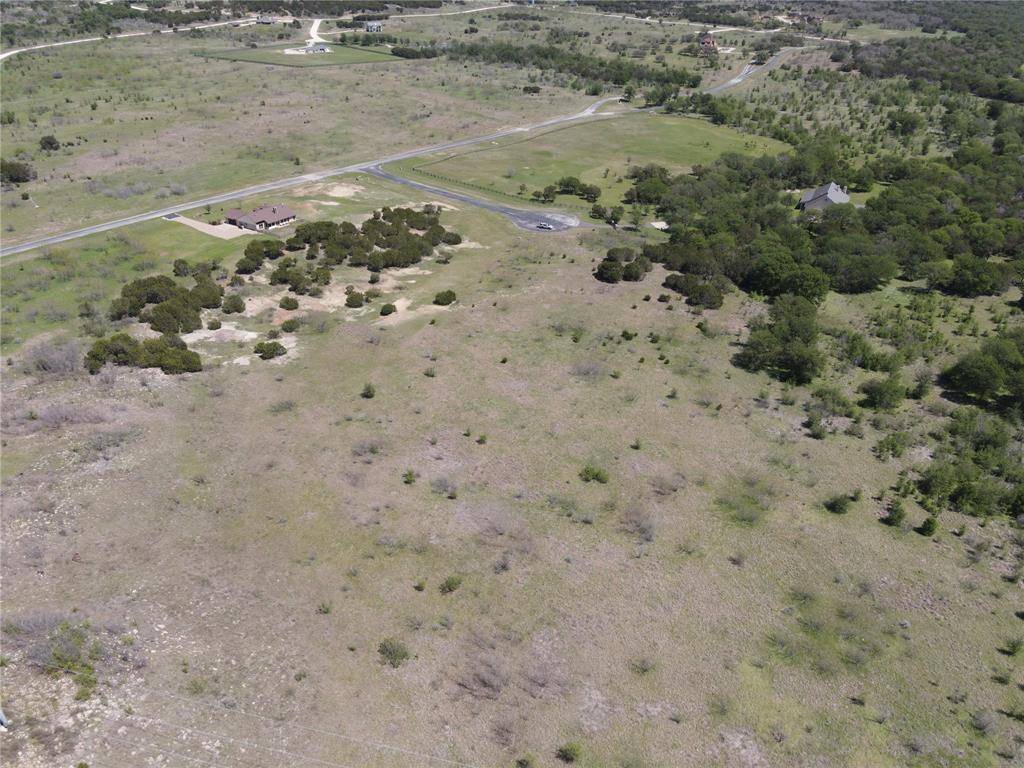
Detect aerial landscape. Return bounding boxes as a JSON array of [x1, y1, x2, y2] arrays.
[[0, 1, 1022, 766]]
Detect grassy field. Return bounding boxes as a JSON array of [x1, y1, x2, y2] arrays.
[[2, 8, 1022, 768], [821, 21, 965, 43], [0, 25, 595, 245], [1, 171, 1021, 767], [200, 42, 399, 67], [386, 112, 788, 215]]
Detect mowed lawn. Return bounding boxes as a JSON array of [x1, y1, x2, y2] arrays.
[[388, 112, 789, 210], [200, 43, 398, 67]]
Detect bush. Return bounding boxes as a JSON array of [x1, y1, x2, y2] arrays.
[[222, 294, 245, 314], [39, 134, 60, 151], [882, 498, 905, 527], [916, 516, 938, 536], [556, 743, 582, 763], [207, 318, 222, 330], [24, 340, 80, 377], [380, 303, 397, 316], [860, 374, 906, 411], [279, 295, 299, 310], [361, 382, 376, 399], [281, 319, 300, 333], [433, 290, 457, 306], [345, 292, 365, 308], [254, 341, 287, 360], [85, 333, 201, 375], [439, 575, 463, 594], [594, 258, 623, 283], [579, 464, 609, 483], [824, 494, 852, 514], [378, 638, 410, 668], [0, 158, 36, 184]]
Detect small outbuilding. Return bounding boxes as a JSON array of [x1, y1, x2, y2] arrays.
[[797, 182, 850, 212], [699, 32, 717, 55], [364, 20, 384, 32]]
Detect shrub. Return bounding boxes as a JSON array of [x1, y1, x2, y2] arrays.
[[860, 374, 906, 411], [279, 296, 299, 310], [882, 498, 905, 527], [24, 340, 80, 377], [254, 341, 287, 360], [378, 638, 410, 668], [916, 516, 938, 536], [0, 158, 36, 184], [207, 318, 222, 330], [361, 382, 376, 399], [380, 303, 397, 316], [594, 258, 623, 283], [439, 575, 463, 594], [345, 292, 365, 308], [433, 290, 457, 306], [281, 319, 300, 333], [85, 333, 201, 375], [222, 294, 245, 314], [579, 465, 609, 483], [555, 743, 582, 763], [824, 494, 852, 514]]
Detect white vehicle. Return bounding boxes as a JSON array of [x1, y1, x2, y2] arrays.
[[536, 222, 554, 230]]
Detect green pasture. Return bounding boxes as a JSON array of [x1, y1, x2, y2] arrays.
[[386, 112, 789, 213]]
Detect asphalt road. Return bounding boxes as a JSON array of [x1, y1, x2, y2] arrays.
[[0, 97, 622, 259], [367, 166, 578, 232]]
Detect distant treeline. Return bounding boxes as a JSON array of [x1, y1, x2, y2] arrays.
[[221, 0, 440, 14], [446, 41, 700, 88], [848, 1, 1024, 103], [575, 0, 757, 27], [1, 2, 220, 45]]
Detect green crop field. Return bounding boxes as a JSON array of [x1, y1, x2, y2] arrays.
[[199, 43, 399, 67]]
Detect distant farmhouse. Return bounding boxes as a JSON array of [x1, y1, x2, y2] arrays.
[[302, 43, 331, 54], [797, 182, 850, 212], [225, 204, 296, 231], [698, 32, 717, 56], [364, 20, 384, 32]]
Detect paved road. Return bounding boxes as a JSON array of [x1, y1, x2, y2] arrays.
[[367, 166, 578, 231], [0, 98, 622, 259]]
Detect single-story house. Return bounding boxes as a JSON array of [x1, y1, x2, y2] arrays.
[[364, 20, 384, 32], [797, 182, 850, 212], [225, 204, 296, 231], [303, 43, 331, 54]]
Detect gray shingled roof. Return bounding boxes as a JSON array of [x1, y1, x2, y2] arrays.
[[799, 182, 849, 207]]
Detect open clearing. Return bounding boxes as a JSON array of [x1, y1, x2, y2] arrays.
[[200, 42, 399, 67], [2, 4, 1022, 768], [2, 165, 1020, 767]]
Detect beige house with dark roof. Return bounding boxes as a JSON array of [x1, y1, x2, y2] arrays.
[[225, 204, 296, 231]]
